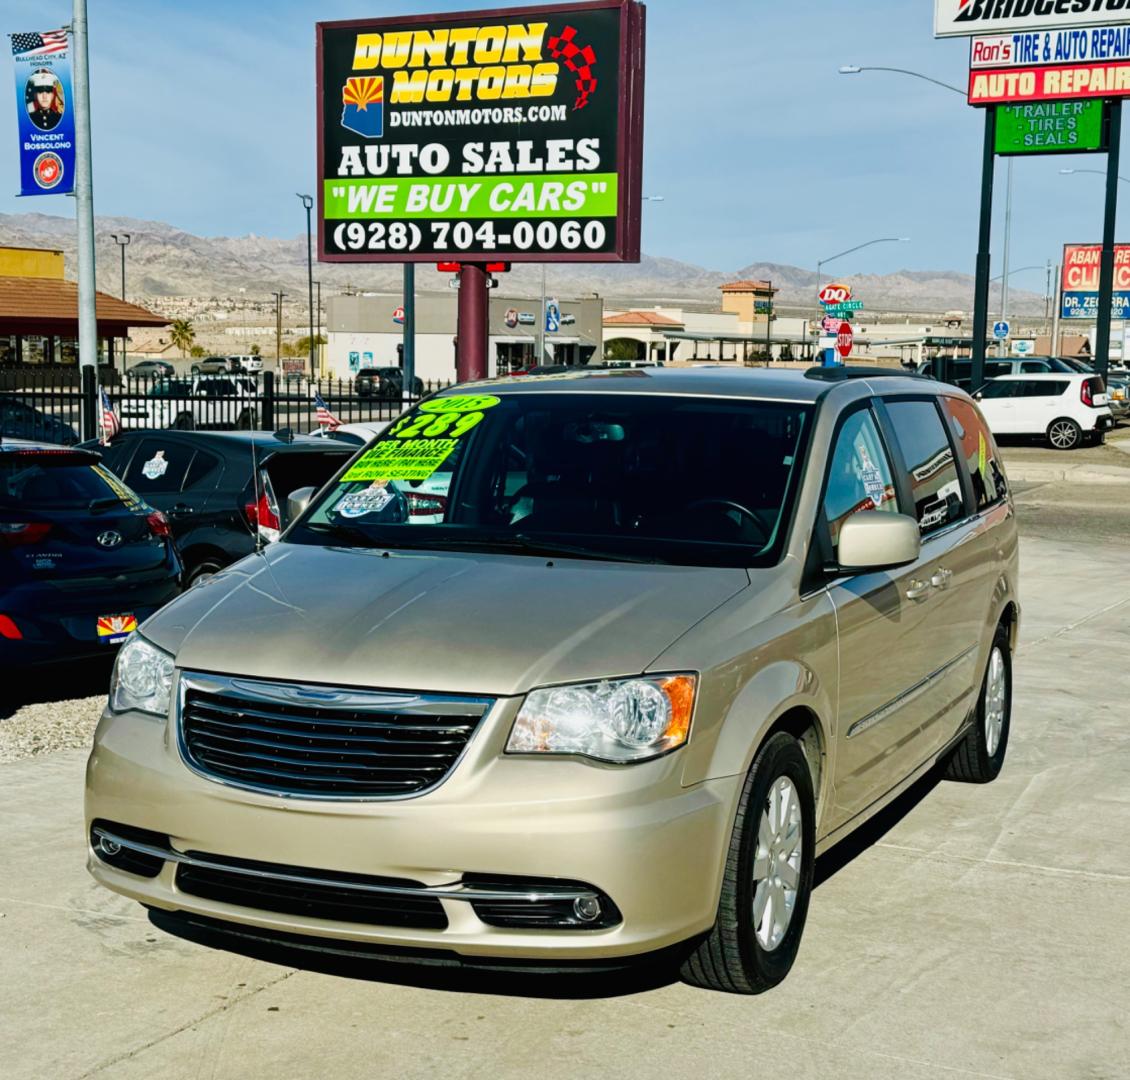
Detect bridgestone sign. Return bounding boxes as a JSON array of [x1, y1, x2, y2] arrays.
[[936, 0, 1130, 39], [316, 0, 645, 264]]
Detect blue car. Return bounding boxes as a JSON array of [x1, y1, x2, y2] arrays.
[[0, 441, 182, 666], [0, 395, 79, 445]]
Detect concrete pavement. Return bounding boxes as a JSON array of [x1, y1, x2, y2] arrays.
[[3, 534, 1130, 1080]]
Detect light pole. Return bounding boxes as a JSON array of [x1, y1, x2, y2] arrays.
[[111, 232, 130, 373], [296, 194, 315, 381], [272, 291, 287, 368], [839, 64, 1018, 360], [1060, 168, 1130, 185], [815, 237, 909, 357]]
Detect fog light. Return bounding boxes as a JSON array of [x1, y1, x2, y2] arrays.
[[572, 896, 602, 923], [99, 837, 122, 856]]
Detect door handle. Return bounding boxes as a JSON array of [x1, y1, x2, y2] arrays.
[[931, 568, 954, 589], [905, 579, 933, 601]]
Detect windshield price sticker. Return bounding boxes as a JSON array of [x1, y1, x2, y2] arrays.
[[419, 394, 500, 413], [317, 2, 645, 262], [341, 439, 460, 482]]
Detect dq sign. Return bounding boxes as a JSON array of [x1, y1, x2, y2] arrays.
[[819, 282, 852, 306]]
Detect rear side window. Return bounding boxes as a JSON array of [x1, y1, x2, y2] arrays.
[[980, 380, 1022, 400], [985, 361, 1013, 379], [883, 400, 963, 536], [184, 449, 222, 491], [124, 440, 193, 493], [1020, 361, 1050, 373], [941, 397, 1008, 510], [823, 409, 899, 555], [1019, 380, 1068, 398]]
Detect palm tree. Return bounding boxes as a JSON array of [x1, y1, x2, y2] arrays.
[[170, 318, 195, 357]]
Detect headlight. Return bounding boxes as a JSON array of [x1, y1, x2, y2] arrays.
[[507, 675, 696, 764], [109, 636, 175, 717]]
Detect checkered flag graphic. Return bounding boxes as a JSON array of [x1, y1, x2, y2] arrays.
[[547, 26, 597, 111]]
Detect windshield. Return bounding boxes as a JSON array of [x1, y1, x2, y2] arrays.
[[288, 391, 813, 568]]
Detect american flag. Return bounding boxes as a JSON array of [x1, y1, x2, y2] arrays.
[[314, 393, 342, 431], [10, 30, 68, 57], [100, 389, 121, 444]]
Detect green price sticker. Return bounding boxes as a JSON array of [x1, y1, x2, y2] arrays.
[[418, 395, 501, 414], [340, 439, 460, 483]]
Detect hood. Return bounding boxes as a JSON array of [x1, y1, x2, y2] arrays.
[[144, 542, 749, 696]]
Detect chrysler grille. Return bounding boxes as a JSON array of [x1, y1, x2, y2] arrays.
[[178, 674, 492, 799]]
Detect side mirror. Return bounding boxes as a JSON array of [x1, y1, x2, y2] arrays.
[[974, 391, 984, 401], [286, 486, 316, 523], [837, 512, 921, 572]]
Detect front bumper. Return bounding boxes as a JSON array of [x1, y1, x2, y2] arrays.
[[85, 702, 738, 961]]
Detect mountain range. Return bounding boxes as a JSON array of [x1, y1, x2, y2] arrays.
[[0, 211, 1048, 317]]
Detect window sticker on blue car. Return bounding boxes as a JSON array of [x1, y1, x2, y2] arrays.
[[141, 451, 169, 481]]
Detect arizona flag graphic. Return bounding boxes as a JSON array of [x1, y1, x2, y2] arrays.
[[97, 614, 137, 643], [342, 76, 384, 138]]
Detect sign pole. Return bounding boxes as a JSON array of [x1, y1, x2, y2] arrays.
[[72, 0, 97, 435], [1094, 100, 1123, 382], [1051, 264, 1062, 356], [971, 107, 997, 392], [456, 264, 489, 383], [403, 263, 415, 401]]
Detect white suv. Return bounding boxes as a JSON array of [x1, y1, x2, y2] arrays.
[[118, 375, 259, 431], [975, 373, 1113, 450]]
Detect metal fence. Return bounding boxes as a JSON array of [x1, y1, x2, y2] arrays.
[[0, 368, 453, 444]]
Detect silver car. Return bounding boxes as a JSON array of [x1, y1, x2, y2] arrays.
[[86, 367, 1018, 993]]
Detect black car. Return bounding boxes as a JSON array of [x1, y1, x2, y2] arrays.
[[1, 394, 79, 445], [0, 441, 181, 666], [354, 366, 425, 400], [83, 430, 354, 583]]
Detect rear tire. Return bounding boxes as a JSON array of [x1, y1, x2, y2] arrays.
[[945, 624, 1011, 784], [186, 560, 223, 587], [190, 365, 201, 376], [1047, 418, 1081, 450], [680, 732, 816, 995], [172, 412, 194, 430], [236, 409, 256, 431]]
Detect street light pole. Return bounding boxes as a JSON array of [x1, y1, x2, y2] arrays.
[[272, 291, 286, 368], [111, 232, 130, 373], [297, 194, 315, 381], [816, 237, 909, 358]]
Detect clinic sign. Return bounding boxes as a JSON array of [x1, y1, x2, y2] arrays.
[[1060, 243, 1130, 319], [936, 0, 1130, 38], [8, 29, 75, 196], [317, 0, 645, 263]]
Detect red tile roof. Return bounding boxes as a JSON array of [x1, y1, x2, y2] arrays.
[[603, 310, 684, 328], [720, 280, 777, 293], [0, 276, 167, 329]]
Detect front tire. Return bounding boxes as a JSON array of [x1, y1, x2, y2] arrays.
[[945, 624, 1011, 784], [680, 732, 816, 994], [1047, 417, 1081, 450]]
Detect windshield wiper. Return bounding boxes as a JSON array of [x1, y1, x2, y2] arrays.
[[304, 521, 384, 549], [384, 532, 662, 564], [88, 496, 122, 514]]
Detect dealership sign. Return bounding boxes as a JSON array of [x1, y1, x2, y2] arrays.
[[1060, 243, 1130, 320], [317, 0, 645, 263], [936, 0, 1130, 39], [994, 100, 1106, 154]]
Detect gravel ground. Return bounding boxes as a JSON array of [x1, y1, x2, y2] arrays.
[[0, 657, 112, 764]]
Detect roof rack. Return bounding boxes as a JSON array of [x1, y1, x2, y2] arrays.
[[804, 366, 924, 382]]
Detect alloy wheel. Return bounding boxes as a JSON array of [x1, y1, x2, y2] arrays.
[[984, 646, 1007, 757], [1049, 421, 1079, 449], [752, 776, 803, 952]]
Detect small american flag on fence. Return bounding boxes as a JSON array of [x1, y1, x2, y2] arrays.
[[314, 393, 342, 431], [10, 29, 69, 57], [100, 389, 121, 444]]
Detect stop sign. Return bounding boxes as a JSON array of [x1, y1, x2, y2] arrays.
[[836, 321, 853, 360]]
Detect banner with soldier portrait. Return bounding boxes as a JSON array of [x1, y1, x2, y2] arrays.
[[8, 28, 75, 196]]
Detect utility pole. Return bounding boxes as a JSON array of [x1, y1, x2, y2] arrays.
[[72, 0, 98, 437], [112, 232, 130, 373], [537, 264, 547, 366], [272, 291, 286, 367], [765, 281, 773, 367], [1051, 264, 1062, 357]]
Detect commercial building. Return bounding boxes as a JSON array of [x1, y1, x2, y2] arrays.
[[325, 291, 604, 381], [0, 245, 167, 369]]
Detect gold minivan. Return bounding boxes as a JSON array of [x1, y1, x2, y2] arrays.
[[86, 367, 1018, 993]]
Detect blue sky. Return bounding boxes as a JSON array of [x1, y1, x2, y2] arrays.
[[2, 0, 1124, 286]]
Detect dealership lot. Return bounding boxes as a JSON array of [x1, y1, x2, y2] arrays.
[[3, 487, 1130, 1080]]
